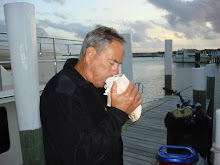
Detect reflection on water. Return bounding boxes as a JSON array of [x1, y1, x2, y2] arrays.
[[133, 57, 164, 105], [133, 57, 220, 110]]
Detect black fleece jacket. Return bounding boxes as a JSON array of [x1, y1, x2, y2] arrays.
[[40, 58, 128, 165]]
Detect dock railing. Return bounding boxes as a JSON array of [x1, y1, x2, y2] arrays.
[[0, 32, 83, 89], [36, 36, 82, 74]]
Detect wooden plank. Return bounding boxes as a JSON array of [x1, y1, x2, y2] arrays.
[[122, 95, 200, 165], [122, 132, 166, 144], [123, 151, 155, 164]]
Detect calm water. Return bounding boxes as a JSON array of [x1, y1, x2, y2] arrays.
[[132, 57, 220, 110]]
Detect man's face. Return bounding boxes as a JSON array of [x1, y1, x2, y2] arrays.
[[89, 40, 124, 88]]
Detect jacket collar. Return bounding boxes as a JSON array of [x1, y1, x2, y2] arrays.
[[63, 58, 92, 87]]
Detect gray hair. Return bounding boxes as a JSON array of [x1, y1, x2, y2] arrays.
[[79, 25, 126, 60]]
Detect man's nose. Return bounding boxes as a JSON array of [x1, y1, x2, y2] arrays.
[[114, 69, 119, 75], [111, 65, 119, 75]]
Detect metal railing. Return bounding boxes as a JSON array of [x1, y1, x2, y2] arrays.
[[0, 32, 83, 74], [135, 82, 144, 94], [0, 32, 83, 89]]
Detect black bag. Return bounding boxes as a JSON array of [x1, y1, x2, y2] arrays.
[[165, 107, 211, 159]]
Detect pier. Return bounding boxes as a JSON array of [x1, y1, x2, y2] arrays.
[[122, 95, 211, 165], [0, 3, 219, 164]]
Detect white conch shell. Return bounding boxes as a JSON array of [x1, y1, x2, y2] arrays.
[[104, 74, 142, 122]]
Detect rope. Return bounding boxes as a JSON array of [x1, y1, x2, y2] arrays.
[[122, 94, 174, 132], [179, 86, 192, 93]]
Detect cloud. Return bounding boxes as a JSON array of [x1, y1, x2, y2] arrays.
[[174, 32, 184, 39], [42, 0, 65, 5], [147, 0, 220, 39], [53, 12, 67, 19], [37, 18, 163, 52], [122, 20, 153, 43], [36, 11, 67, 20], [120, 20, 165, 52], [37, 19, 93, 39]]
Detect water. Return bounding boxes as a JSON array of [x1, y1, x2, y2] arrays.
[[132, 57, 220, 110]]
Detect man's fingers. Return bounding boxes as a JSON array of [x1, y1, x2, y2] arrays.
[[124, 81, 135, 96], [131, 90, 142, 106], [110, 80, 143, 114], [111, 81, 117, 95], [130, 93, 143, 112], [135, 93, 143, 106]]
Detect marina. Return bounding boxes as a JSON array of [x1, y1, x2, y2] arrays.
[[0, 2, 220, 165], [173, 49, 213, 63], [0, 35, 220, 164], [0, 40, 220, 165]]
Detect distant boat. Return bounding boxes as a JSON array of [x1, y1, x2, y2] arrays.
[[173, 49, 212, 63]]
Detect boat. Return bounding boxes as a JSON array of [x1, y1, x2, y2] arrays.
[[0, 39, 80, 165], [0, 23, 83, 164], [173, 49, 212, 63], [0, 24, 82, 69]]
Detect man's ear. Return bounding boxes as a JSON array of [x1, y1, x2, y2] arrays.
[[85, 47, 96, 64]]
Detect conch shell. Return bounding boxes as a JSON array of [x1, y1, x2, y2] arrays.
[[104, 74, 142, 122]]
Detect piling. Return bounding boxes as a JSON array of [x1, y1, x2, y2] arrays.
[[206, 64, 216, 116], [206, 64, 216, 164], [195, 52, 200, 68], [211, 109, 220, 165], [192, 67, 206, 112], [0, 68, 2, 91], [164, 40, 172, 95], [4, 2, 45, 164], [121, 34, 133, 81]]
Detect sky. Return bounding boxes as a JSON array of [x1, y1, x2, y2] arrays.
[[0, 0, 220, 53]]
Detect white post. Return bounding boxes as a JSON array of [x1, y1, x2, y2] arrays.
[[206, 63, 216, 78], [212, 109, 220, 165], [192, 67, 207, 111], [206, 64, 216, 154], [164, 40, 172, 95], [121, 34, 133, 81], [4, 2, 40, 131], [4, 2, 45, 164], [206, 64, 216, 103]]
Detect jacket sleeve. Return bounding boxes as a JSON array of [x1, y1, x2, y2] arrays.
[[43, 92, 128, 164]]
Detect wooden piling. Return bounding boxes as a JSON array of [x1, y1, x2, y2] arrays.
[[206, 64, 216, 115], [206, 64, 216, 164], [195, 52, 200, 68], [192, 67, 207, 112], [164, 40, 172, 95]]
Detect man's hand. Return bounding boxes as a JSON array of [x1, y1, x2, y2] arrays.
[[110, 81, 143, 114]]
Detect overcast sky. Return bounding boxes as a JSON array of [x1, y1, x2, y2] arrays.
[[0, 0, 220, 52]]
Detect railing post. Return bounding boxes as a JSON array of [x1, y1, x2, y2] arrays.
[[0, 67, 2, 91], [52, 38, 57, 74], [67, 44, 70, 55], [39, 42, 42, 56]]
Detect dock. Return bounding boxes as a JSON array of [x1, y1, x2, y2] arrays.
[[122, 95, 209, 165]]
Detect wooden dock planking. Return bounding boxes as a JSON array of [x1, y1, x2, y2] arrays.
[[122, 95, 198, 165]]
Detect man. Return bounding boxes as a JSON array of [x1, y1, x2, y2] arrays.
[[40, 25, 142, 165]]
